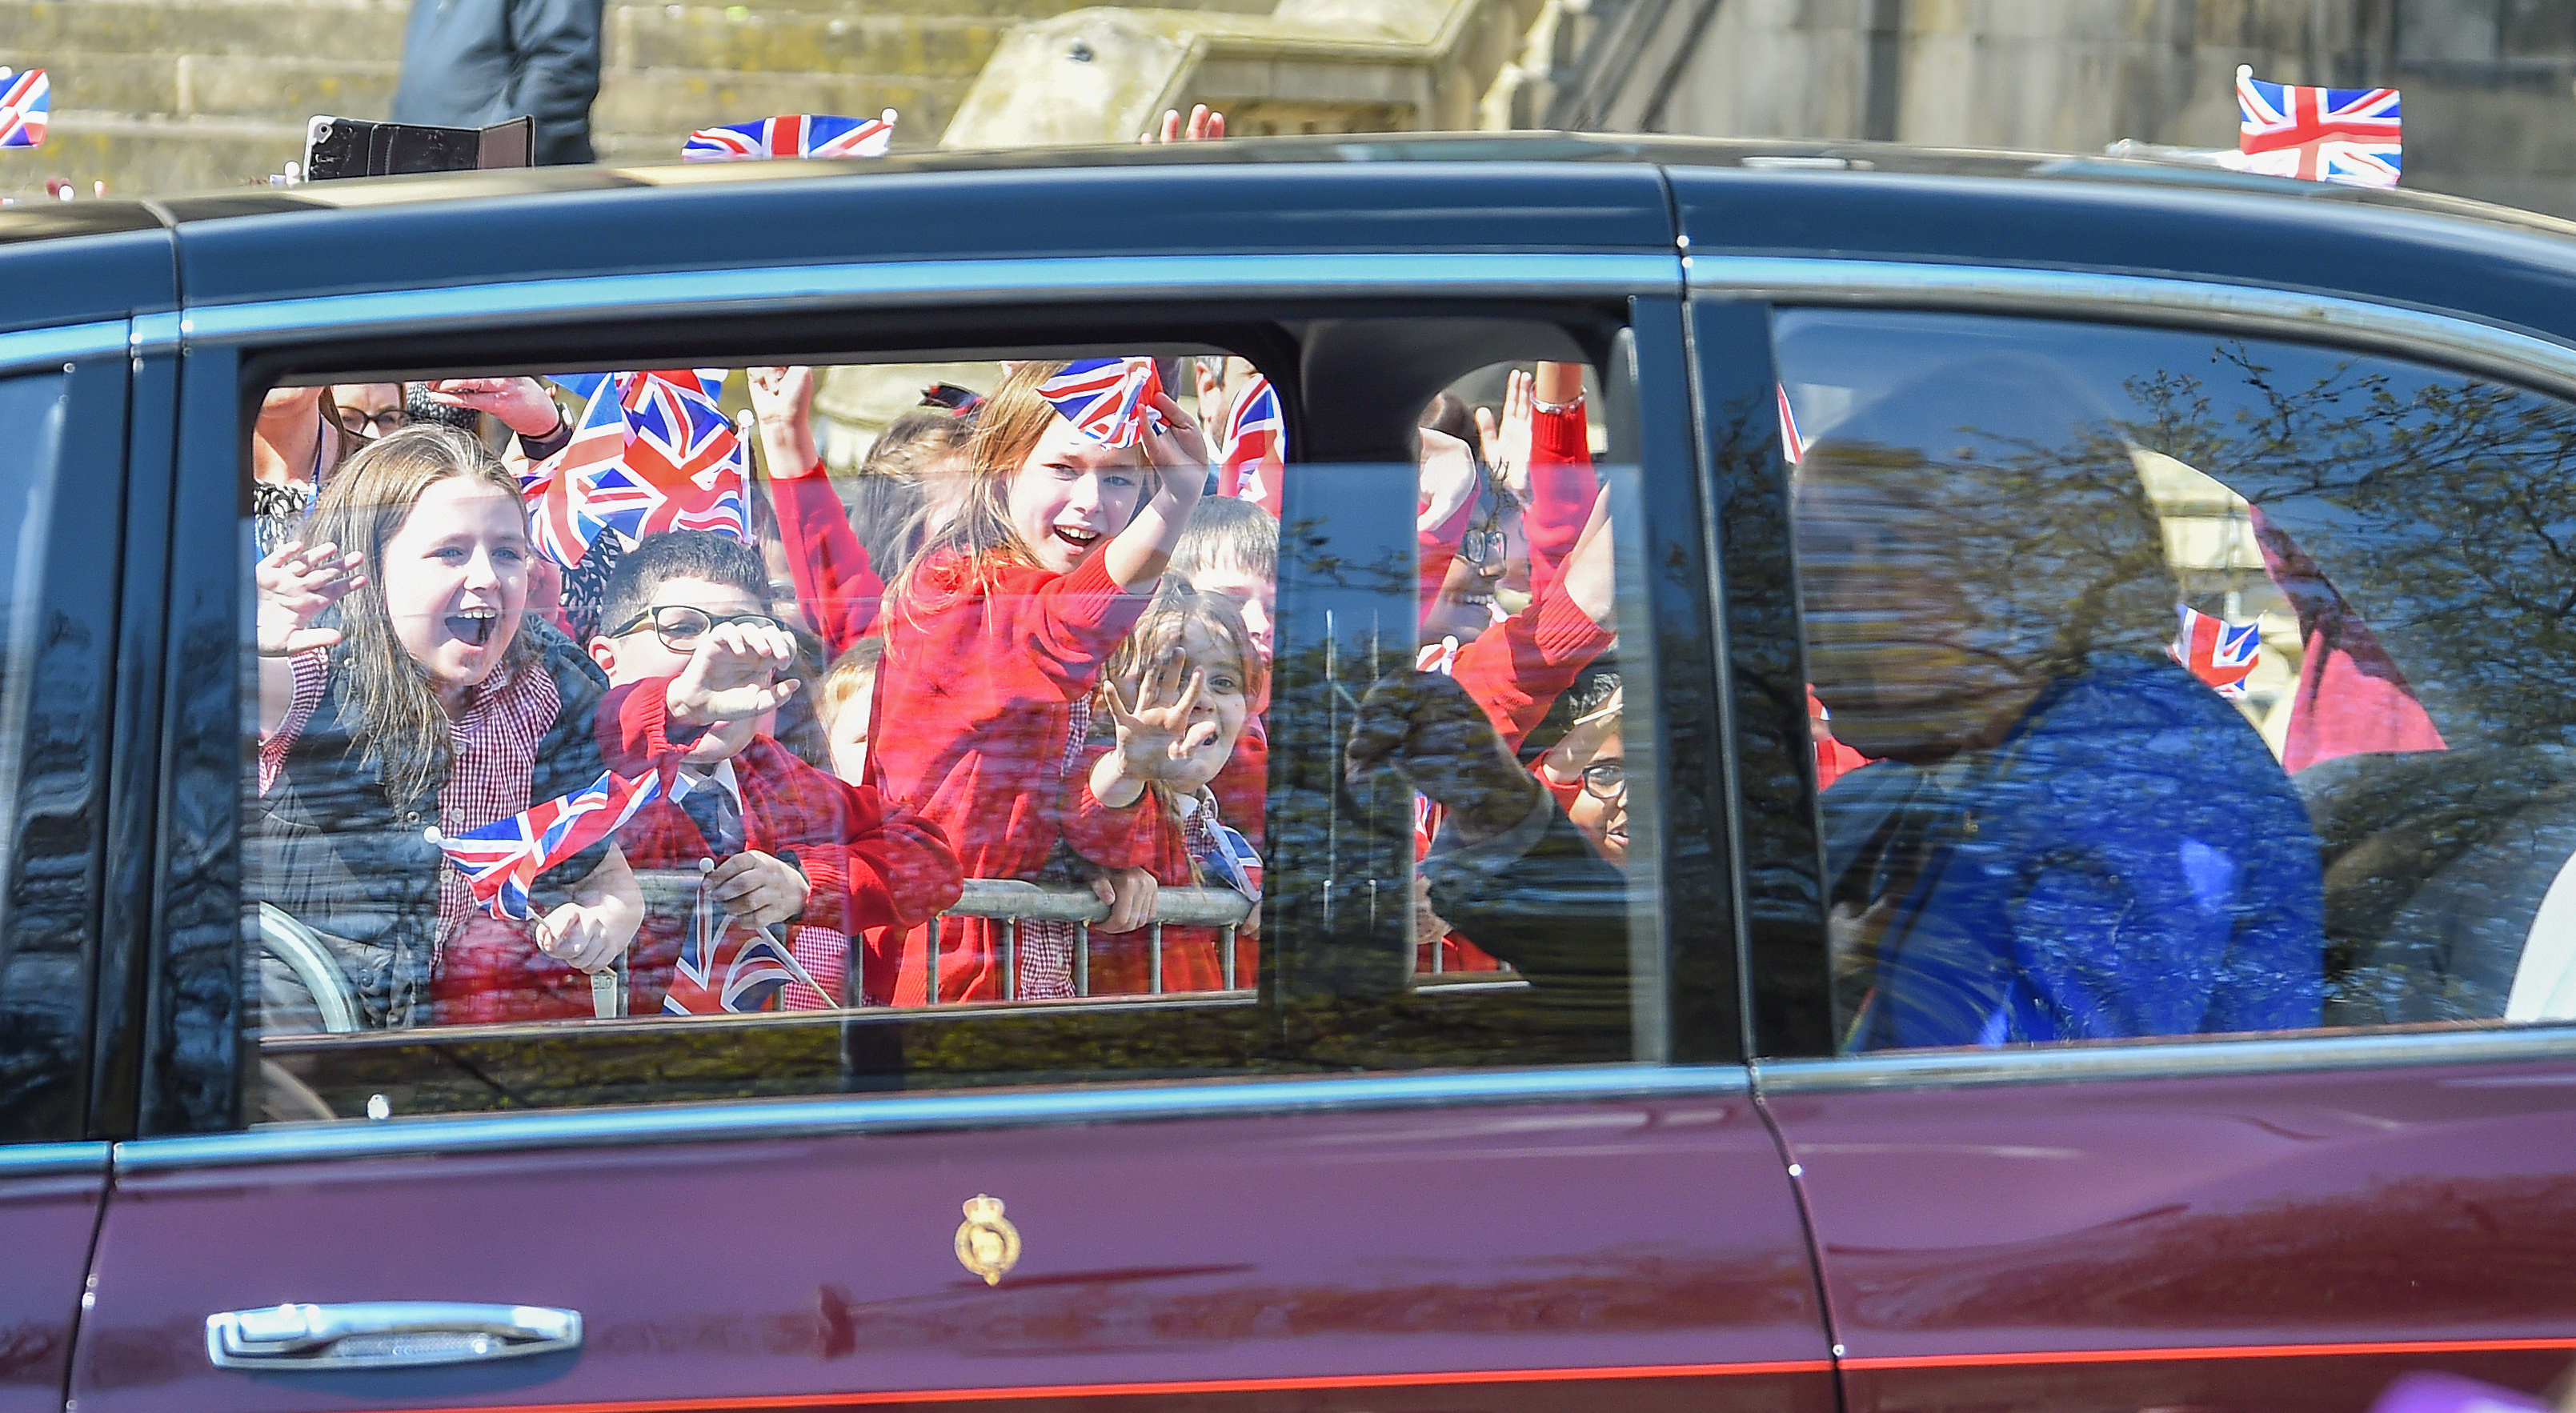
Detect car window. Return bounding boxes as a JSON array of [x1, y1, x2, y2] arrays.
[[1774, 310, 2576, 1052], [240, 338, 1678, 1122]]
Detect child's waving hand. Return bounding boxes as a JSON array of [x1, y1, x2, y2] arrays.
[[1091, 646, 1216, 809], [256, 539, 366, 657]]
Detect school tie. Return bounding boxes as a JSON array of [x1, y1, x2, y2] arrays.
[[676, 775, 745, 860]]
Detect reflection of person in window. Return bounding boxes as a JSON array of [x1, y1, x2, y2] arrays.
[[1799, 357, 2324, 1051], [1345, 670, 1627, 1015]]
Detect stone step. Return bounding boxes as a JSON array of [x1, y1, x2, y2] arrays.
[[0, 48, 400, 120], [619, 0, 1273, 15], [1, 112, 305, 200], [607, 8, 1000, 81], [1, 1, 411, 65], [2, 0, 1277, 65], [591, 66, 968, 142]]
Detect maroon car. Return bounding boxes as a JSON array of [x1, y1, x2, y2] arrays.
[[0, 135, 2570, 1413]]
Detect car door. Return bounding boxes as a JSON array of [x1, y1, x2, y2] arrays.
[[73, 159, 1837, 1413], [1689, 253, 2576, 1413], [0, 299, 146, 1408]]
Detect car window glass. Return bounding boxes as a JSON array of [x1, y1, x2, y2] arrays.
[[241, 344, 1667, 1122], [1776, 310, 2576, 1052], [0, 372, 74, 1138]]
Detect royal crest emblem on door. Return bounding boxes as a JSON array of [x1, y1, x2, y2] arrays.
[[954, 1195, 1021, 1286]]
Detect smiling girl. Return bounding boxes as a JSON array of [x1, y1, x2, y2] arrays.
[[871, 360, 1208, 1003], [252, 426, 642, 1031]]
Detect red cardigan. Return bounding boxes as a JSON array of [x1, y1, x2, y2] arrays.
[[597, 678, 963, 1011], [871, 548, 1152, 1002]]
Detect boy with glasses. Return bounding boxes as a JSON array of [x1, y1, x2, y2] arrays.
[[589, 530, 959, 1012]]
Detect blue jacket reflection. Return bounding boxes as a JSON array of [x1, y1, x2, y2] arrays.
[[1833, 654, 2324, 1050]]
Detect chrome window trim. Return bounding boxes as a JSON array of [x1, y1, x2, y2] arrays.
[[172, 253, 1682, 348], [1687, 255, 2576, 399], [115, 1065, 1750, 1172], [1757, 1023, 2576, 1094], [0, 1140, 111, 1179], [0, 320, 126, 374]]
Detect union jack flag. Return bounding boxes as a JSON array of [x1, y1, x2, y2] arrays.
[[682, 109, 896, 162], [663, 904, 833, 1015], [2233, 65, 2401, 188], [1192, 815, 1263, 901], [0, 69, 47, 150], [1040, 358, 1167, 450], [439, 769, 663, 921], [1218, 374, 1285, 511], [525, 370, 749, 567], [2172, 603, 2265, 699]]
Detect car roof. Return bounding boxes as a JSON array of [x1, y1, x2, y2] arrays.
[[10, 132, 2576, 349], [10, 130, 2574, 242]]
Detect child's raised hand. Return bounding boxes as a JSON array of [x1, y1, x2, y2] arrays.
[[1101, 646, 1217, 782], [745, 366, 821, 477], [1475, 367, 1535, 506], [1139, 390, 1212, 492], [420, 377, 564, 439], [664, 618, 803, 731], [255, 540, 365, 657]]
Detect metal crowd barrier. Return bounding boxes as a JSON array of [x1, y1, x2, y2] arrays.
[[938, 879, 1254, 1000]]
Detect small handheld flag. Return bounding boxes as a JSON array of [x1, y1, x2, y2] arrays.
[[683, 110, 895, 162], [664, 863, 835, 1014], [524, 370, 750, 567], [440, 769, 663, 921], [1193, 817, 1263, 901], [2172, 604, 2265, 699], [2233, 65, 2401, 188], [1039, 358, 1168, 449], [1217, 374, 1285, 510], [0, 69, 49, 150]]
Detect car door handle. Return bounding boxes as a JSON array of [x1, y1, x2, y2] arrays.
[[206, 1302, 582, 1370]]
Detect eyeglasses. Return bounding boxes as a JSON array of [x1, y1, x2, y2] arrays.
[[1578, 760, 1626, 800], [603, 604, 784, 650], [335, 407, 409, 438]]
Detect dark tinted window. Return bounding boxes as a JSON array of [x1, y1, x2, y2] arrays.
[[1776, 310, 2576, 1051], [0, 372, 82, 1139]]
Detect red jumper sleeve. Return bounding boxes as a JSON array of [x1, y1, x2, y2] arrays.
[[1525, 400, 1598, 606], [595, 678, 711, 781], [871, 799, 963, 927], [1061, 744, 1176, 874], [993, 551, 1152, 702], [771, 462, 883, 658], [1450, 585, 1616, 755]]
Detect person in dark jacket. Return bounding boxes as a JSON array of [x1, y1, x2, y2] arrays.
[[391, 0, 604, 165]]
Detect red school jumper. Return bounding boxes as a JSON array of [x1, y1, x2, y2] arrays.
[[599, 679, 963, 1011], [767, 458, 885, 661], [871, 548, 1153, 1003]]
